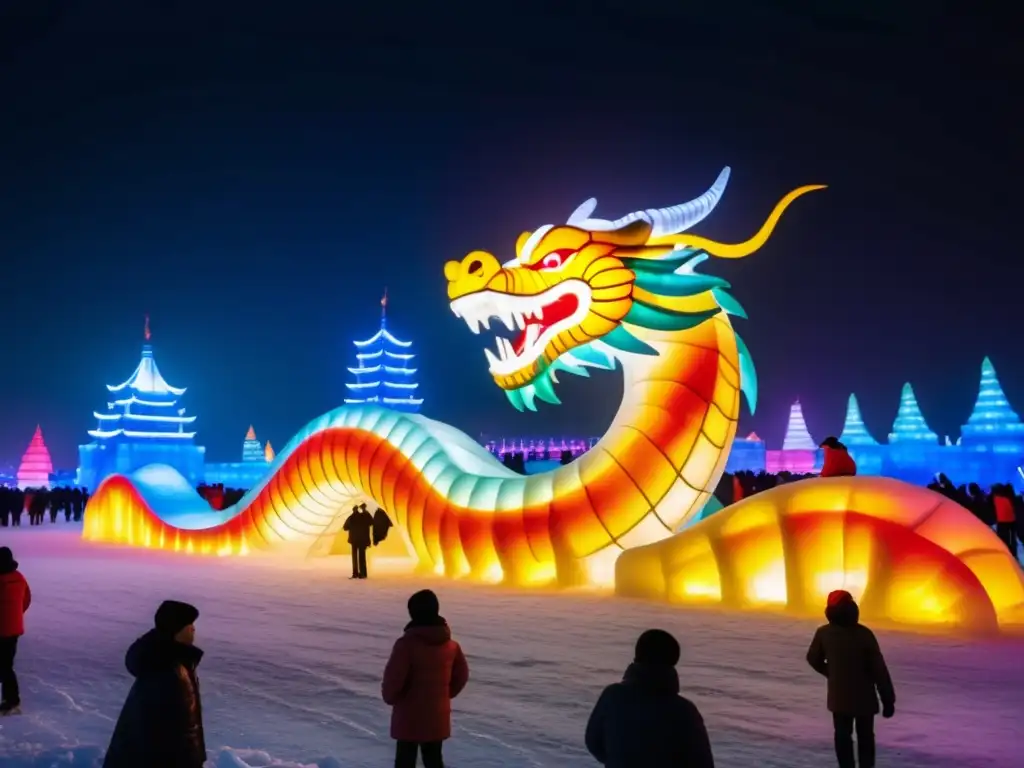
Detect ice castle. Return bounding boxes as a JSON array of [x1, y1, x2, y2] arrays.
[[727, 357, 1024, 488], [76, 319, 206, 490], [344, 290, 423, 413]]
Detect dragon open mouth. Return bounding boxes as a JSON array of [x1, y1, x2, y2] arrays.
[[450, 281, 592, 376]]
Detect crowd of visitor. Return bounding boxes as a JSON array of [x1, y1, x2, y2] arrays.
[[0, 542, 896, 768], [0, 486, 89, 526], [4, 436, 1024, 766]]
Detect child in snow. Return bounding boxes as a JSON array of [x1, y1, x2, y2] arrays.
[[382, 589, 469, 768], [807, 590, 896, 768], [0, 546, 31, 715]]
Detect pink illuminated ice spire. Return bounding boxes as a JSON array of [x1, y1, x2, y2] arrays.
[[17, 425, 54, 489]]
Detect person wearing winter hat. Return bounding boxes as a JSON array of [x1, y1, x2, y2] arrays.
[[585, 629, 715, 768], [103, 600, 206, 768], [807, 590, 896, 768], [382, 589, 469, 768], [0, 546, 31, 715]]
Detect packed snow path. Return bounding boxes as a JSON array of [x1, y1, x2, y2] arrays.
[[1, 527, 1021, 767]]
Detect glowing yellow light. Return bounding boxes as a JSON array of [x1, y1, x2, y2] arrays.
[[617, 476, 1024, 634]]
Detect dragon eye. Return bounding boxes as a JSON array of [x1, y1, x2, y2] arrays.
[[529, 249, 574, 271]]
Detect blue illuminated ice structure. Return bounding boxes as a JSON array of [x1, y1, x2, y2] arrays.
[[77, 327, 206, 491], [204, 425, 272, 488], [884, 383, 940, 483], [839, 393, 883, 475], [242, 425, 264, 463], [958, 357, 1024, 487], [345, 292, 423, 413]]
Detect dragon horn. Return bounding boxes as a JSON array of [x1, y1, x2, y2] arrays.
[[567, 167, 731, 237]]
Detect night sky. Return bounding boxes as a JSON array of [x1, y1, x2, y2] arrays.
[[0, 1, 1019, 468]]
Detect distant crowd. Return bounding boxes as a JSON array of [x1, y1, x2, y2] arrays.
[[0, 486, 89, 527], [720, 435, 1022, 558]]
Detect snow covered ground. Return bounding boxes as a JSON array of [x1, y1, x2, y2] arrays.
[[1, 525, 1021, 768]]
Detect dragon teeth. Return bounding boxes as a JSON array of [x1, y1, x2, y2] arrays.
[[513, 311, 526, 329], [498, 337, 515, 360], [500, 310, 515, 331], [484, 348, 500, 369]]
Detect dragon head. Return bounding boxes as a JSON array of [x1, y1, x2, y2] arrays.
[[445, 167, 823, 412]]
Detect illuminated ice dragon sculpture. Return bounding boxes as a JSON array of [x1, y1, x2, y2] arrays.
[[85, 168, 1024, 632]]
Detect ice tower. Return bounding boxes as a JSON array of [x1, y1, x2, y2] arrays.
[[782, 401, 816, 449], [960, 357, 1024, 449], [888, 383, 938, 443], [77, 318, 206, 490], [838, 394, 882, 475], [766, 401, 818, 473], [839, 394, 878, 446], [17, 425, 54, 489], [345, 290, 423, 413], [884, 382, 939, 483], [242, 425, 264, 462], [959, 357, 1024, 486]]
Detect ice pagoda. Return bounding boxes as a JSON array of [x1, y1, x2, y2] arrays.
[[884, 382, 939, 484], [957, 357, 1024, 486], [782, 401, 816, 450], [960, 357, 1024, 450], [242, 425, 264, 462], [345, 290, 423, 413], [17, 425, 54, 489], [838, 394, 878, 446], [76, 318, 206, 490], [838, 394, 883, 475], [888, 383, 938, 443], [204, 424, 271, 488], [766, 401, 818, 473]]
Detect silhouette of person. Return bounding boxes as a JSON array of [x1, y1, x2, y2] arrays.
[[807, 590, 895, 768], [368, 503, 394, 546], [343, 504, 373, 579], [103, 600, 206, 768], [585, 628, 714, 767]]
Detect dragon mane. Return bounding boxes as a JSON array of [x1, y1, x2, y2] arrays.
[[505, 246, 757, 415]]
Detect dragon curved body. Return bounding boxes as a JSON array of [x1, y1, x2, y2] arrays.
[[84, 167, 1024, 631]]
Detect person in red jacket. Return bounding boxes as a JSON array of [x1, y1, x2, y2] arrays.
[[0, 546, 31, 715], [820, 436, 857, 478], [382, 589, 469, 768]]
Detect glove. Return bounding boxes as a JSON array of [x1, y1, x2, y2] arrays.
[[882, 702, 895, 719]]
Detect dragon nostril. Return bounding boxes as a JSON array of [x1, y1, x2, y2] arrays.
[[467, 259, 483, 275]]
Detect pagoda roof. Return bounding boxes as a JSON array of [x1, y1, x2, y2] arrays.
[[353, 326, 413, 349], [87, 428, 197, 439], [107, 344, 186, 396], [246, 425, 257, 440], [93, 411, 197, 424]]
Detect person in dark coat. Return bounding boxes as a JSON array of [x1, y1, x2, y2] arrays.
[[0, 546, 31, 715], [585, 629, 714, 768], [103, 600, 206, 768], [343, 504, 373, 579], [807, 590, 895, 768], [382, 589, 469, 768], [369, 503, 394, 546]]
